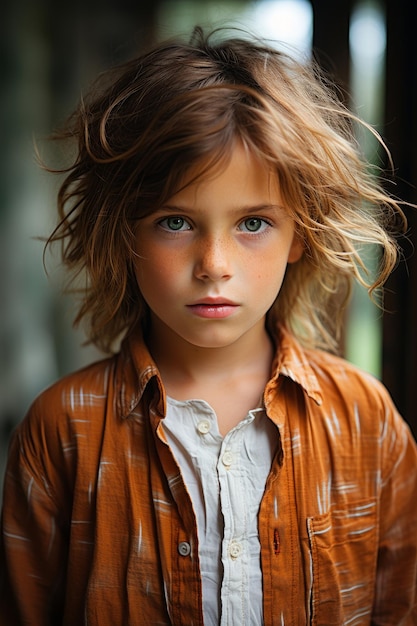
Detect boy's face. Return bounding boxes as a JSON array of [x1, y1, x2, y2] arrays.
[[134, 143, 302, 353]]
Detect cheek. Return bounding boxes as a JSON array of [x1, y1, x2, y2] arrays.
[[250, 267, 285, 302], [264, 269, 286, 290], [134, 255, 182, 296], [253, 250, 288, 279], [252, 258, 289, 301]]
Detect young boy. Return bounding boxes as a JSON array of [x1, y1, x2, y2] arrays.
[[1, 27, 416, 625]]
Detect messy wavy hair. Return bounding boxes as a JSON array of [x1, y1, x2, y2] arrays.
[[45, 27, 406, 353]]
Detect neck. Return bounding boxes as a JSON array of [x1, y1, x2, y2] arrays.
[[147, 318, 274, 388]]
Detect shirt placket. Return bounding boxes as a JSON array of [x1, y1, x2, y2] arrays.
[[152, 417, 204, 625], [218, 421, 251, 625]]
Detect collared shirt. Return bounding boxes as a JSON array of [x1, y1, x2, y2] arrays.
[[1, 326, 417, 625], [163, 398, 277, 625]]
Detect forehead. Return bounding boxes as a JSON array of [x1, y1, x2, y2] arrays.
[[175, 141, 275, 193], [166, 142, 282, 208]]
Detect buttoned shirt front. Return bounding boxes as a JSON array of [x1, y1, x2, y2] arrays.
[[1, 325, 416, 625], [163, 398, 278, 624]]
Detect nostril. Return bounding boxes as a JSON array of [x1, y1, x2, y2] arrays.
[[194, 240, 232, 281]]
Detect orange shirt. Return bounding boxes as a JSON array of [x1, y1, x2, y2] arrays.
[[1, 326, 416, 625]]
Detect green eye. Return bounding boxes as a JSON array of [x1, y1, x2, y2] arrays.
[[238, 217, 271, 234], [242, 218, 265, 232], [159, 216, 190, 231], [245, 218, 262, 231], [167, 217, 185, 230]]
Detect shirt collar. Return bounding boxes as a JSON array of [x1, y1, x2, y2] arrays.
[[115, 326, 165, 419], [115, 324, 323, 420], [269, 326, 323, 406]]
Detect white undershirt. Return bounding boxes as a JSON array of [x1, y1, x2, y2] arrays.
[[162, 397, 278, 626]]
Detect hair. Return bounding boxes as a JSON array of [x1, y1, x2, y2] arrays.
[[44, 26, 407, 354]]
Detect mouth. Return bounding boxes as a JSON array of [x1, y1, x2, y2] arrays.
[[189, 297, 238, 306], [186, 298, 239, 319]]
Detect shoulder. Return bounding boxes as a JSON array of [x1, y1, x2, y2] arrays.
[[283, 346, 417, 487], [279, 330, 402, 435], [14, 356, 117, 469], [305, 347, 394, 408], [301, 348, 415, 459], [277, 327, 396, 416], [6, 356, 119, 504], [29, 355, 117, 421]]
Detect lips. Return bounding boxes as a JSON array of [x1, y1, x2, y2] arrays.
[[186, 297, 239, 319], [189, 297, 238, 306]]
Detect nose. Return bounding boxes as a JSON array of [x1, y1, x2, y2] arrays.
[[193, 234, 233, 281]]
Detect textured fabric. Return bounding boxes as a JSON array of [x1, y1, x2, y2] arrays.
[[163, 398, 277, 624], [1, 326, 416, 625]]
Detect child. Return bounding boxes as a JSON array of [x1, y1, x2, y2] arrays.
[[1, 27, 416, 626]]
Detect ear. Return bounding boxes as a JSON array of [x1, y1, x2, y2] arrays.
[[287, 234, 304, 264]]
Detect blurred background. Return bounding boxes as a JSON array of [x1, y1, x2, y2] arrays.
[[1, 0, 416, 493]]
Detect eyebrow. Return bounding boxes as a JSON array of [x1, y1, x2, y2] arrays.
[[158, 203, 287, 215]]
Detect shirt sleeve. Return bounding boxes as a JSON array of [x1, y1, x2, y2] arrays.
[[372, 398, 417, 625], [0, 407, 69, 626]]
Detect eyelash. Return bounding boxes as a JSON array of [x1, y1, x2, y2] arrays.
[[238, 217, 273, 234], [157, 216, 273, 234], [158, 216, 192, 232]]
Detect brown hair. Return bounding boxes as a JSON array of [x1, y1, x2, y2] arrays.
[[45, 27, 406, 353]]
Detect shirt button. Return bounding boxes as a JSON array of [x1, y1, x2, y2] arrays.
[[178, 541, 191, 557], [197, 419, 211, 435], [229, 541, 242, 559], [222, 451, 233, 467]]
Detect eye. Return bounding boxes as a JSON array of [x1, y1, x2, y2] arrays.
[[238, 217, 270, 233], [158, 216, 191, 231]]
